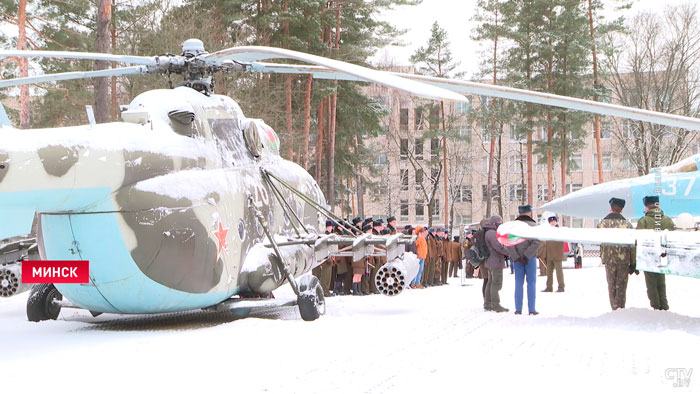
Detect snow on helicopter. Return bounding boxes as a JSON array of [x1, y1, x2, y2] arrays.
[[2, 38, 699, 321], [0, 39, 461, 321]]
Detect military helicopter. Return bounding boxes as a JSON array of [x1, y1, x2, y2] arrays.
[[0, 39, 453, 321], [2, 39, 700, 322]]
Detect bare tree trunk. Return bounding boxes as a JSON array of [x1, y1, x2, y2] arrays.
[[496, 133, 503, 217], [315, 99, 326, 182], [110, 0, 117, 121], [285, 75, 294, 161], [486, 10, 499, 216], [17, 0, 30, 128], [589, 0, 604, 184], [440, 101, 448, 229], [95, 0, 111, 123], [326, 0, 341, 211], [547, 114, 553, 201], [561, 123, 567, 199], [354, 135, 364, 217], [302, 74, 312, 169]]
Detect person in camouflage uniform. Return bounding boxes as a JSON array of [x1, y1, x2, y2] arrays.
[[597, 198, 636, 310], [636, 195, 675, 310]]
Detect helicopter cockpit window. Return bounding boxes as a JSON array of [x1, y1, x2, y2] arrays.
[[168, 110, 199, 138], [209, 118, 248, 165]]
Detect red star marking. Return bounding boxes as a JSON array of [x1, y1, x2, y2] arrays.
[[212, 221, 229, 260]]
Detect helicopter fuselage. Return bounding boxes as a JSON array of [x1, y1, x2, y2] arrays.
[[0, 87, 325, 313]]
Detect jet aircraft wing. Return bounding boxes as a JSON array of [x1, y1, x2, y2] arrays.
[[496, 221, 700, 278]]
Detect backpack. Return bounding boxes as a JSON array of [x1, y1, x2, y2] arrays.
[[467, 229, 491, 267]]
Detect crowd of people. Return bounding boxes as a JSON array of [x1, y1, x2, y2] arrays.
[[312, 216, 464, 297], [312, 195, 696, 315]]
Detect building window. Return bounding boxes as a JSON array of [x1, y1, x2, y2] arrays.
[[593, 153, 612, 172], [481, 185, 499, 201], [569, 153, 583, 172], [481, 124, 489, 140], [400, 138, 408, 160], [414, 138, 423, 160], [414, 108, 422, 129], [537, 185, 549, 202], [571, 218, 584, 228], [430, 168, 440, 183], [538, 125, 547, 141], [622, 120, 637, 139], [400, 169, 409, 191], [455, 100, 471, 114], [429, 106, 440, 127], [536, 154, 547, 173], [509, 124, 525, 143], [457, 127, 470, 138], [566, 183, 582, 194], [430, 138, 440, 160], [482, 157, 489, 173], [509, 184, 525, 202], [454, 214, 473, 226], [400, 199, 409, 221], [431, 199, 440, 220], [480, 96, 492, 107], [600, 120, 611, 139], [400, 108, 409, 126], [458, 186, 472, 203], [508, 155, 524, 173], [376, 155, 388, 165], [621, 156, 636, 171], [415, 199, 425, 222], [415, 169, 423, 191]]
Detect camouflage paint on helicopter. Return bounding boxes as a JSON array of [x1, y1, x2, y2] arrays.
[[0, 87, 325, 313]]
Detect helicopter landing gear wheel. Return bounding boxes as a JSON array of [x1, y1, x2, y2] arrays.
[[297, 275, 325, 321], [26, 283, 62, 322]]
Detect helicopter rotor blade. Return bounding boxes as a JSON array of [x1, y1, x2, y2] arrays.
[[0, 50, 157, 66], [0, 66, 149, 89], [203, 46, 468, 102], [396, 73, 700, 132]]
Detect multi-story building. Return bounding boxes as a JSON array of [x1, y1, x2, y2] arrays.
[[360, 76, 642, 233]]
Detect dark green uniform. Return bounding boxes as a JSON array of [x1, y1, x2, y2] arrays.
[[598, 213, 635, 310], [636, 208, 675, 310]]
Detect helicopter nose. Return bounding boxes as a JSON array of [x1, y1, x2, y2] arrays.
[[539, 179, 635, 219]]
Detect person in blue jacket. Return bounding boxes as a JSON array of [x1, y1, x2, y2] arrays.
[[508, 205, 541, 315]]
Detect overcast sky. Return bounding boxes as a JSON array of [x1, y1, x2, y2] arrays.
[[376, 0, 694, 78]]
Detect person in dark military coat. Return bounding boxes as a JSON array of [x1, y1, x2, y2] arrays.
[[598, 197, 635, 310]]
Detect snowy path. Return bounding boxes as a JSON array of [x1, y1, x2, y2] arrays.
[[1, 259, 698, 393]]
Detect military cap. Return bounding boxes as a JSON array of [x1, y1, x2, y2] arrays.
[[404, 224, 413, 230], [377, 218, 384, 224], [363, 218, 373, 225], [373, 220, 383, 227], [325, 220, 335, 227], [352, 216, 363, 225], [387, 216, 396, 223], [381, 228, 390, 235], [454, 236, 460, 242], [362, 224, 372, 232], [643, 195, 659, 207], [547, 215, 558, 222], [609, 197, 625, 208], [518, 204, 532, 214]]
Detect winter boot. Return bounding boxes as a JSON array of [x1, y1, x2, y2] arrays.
[[333, 280, 345, 296], [493, 305, 509, 313], [352, 282, 362, 296]]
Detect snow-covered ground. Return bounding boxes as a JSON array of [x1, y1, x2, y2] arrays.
[[1, 258, 698, 393]]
